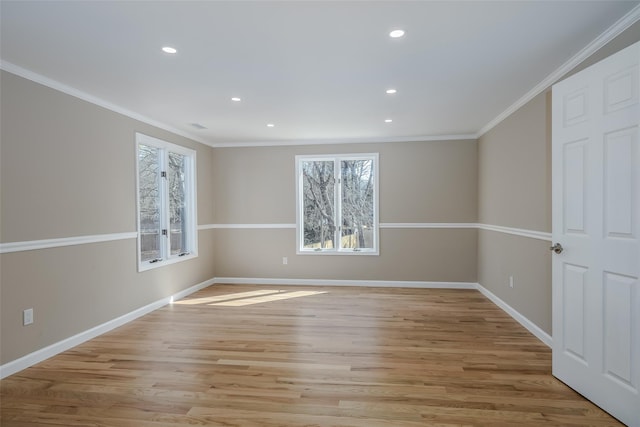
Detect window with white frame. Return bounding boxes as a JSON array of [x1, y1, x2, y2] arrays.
[[136, 133, 197, 271], [296, 153, 379, 254]]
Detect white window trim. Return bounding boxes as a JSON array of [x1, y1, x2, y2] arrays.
[[135, 133, 198, 272], [296, 153, 379, 256]]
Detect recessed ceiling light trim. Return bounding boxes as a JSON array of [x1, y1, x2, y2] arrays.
[[231, 97, 241, 102], [161, 46, 177, 54], [389, 29, 405, 38], [266, 123, 275, 127], [384, 119, 393, 123], [386, 89, 397, 94]]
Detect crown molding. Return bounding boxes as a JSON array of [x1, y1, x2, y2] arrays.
[[210, 134, 478, 148], [478, 3, 640, 138], [0, 60, 214, 148]]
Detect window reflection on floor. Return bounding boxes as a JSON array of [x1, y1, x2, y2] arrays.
[[174, 289, 327, 306]]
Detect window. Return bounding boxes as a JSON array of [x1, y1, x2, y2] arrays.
[[296, 153, 379, 254], [136, 133, 197, 271]]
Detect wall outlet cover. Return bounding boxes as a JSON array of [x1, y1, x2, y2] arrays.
[[23, 308, 34, 326]]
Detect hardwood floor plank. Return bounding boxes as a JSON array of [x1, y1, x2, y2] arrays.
[[1, 285, 624, 426]]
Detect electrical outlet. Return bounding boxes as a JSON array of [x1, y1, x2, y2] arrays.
[[282, 257, 288, 265], [509, 276, 514, 289], [23, 308, 34, 326]]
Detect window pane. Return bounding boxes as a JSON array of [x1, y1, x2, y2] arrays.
[[138, 144, 161, 261], [341, 159, 374, 249], [302, 160, 335, 249], [168, 152, 188, 256]]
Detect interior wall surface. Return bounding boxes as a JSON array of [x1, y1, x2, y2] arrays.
[[477, 21, 640, 336], [211, 140, 478, 282], [0, 71, 216, 365]]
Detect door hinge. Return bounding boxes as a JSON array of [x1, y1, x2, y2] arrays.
[[161, 171, 167, 178]]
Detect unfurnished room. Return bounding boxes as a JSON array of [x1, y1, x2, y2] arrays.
[[0, 1, 639, 426]]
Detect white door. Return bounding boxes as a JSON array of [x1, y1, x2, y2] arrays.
[[552, 40, 639, 427]]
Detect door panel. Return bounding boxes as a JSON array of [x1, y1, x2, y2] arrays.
[[603, 272, 635, 387], [604, 128, 635, 238], [604, 64, 639, 114], [563, 140, 589, 234], [562, 263, 588, 362]]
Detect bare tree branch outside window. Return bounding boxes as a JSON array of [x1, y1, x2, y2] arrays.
[[138, 144, 191, 261], [168, 152, 187, 255], [138, 144, 161, 261], [300, 156, 376, 251], [341, 159, 374, 249], [302, 160, 335, 248]]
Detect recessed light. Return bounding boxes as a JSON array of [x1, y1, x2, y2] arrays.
[[386, 89, 397, 94], [385, 119, 393, 123], [389, 29, 405, 38], [231, 97, 241, 102], [266, 123, 275, 128], [162, 46, 177, 54]]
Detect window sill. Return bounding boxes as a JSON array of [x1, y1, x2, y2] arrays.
[[138, 252, 198, 272], [296, 249, 379, 256]]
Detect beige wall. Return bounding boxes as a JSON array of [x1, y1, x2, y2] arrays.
[[477, 90, 552, 333], [214, 228, 477, 282], [213, 141, 478, 224], [0, 71, 216, 364], [478, 92, 551, 232], [477, 23, 640, 336], [211, 140, 478, 282]]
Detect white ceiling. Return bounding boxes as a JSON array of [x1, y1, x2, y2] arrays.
[[1, 1, 639, 147]]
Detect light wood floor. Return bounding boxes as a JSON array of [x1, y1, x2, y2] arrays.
[[1, 285, 624, 426]]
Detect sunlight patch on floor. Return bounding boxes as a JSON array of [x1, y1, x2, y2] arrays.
[[174, 289, 284, 305], [212, 290, 328, 306]]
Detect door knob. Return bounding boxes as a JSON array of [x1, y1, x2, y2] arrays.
[[550, 243, 564, 254]]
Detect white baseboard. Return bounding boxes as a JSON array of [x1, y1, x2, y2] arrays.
[[213, 277, 478, 289], [476, 283, 553, 348], [0, 277, 215, 379]]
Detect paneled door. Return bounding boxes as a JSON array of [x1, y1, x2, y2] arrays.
[[552, 40, 639, 427]]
